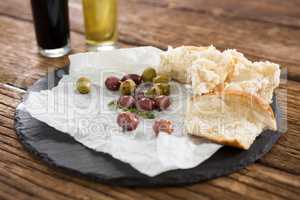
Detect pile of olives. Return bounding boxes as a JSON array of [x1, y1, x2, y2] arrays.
[[105, 67, 171, 96], [105, 67, 173, 132]]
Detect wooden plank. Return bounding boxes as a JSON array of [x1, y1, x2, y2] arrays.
[[1, 121, 298, 200], [1, 125, 299, 200], [1, 0, 300, 82], [116, 1, 300, 82], [0, 15, 85, 89], [0, 0, 299, 199], [0, 82, 299, 199], [133, 0, 300, 28], [259, 80, 300, 173]]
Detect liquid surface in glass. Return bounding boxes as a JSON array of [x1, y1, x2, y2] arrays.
[[82, 0, 118, 46]]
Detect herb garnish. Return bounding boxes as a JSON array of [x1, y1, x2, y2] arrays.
[[108, 100, 155, 119]]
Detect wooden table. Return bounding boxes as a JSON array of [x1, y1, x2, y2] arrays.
[[0, 0, 299, 199]]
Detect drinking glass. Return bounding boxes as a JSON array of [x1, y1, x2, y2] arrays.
[[31, 0, 71, 58], [82, 0, 118, 51]]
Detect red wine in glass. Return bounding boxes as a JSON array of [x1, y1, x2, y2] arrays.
[[31, 0, 70, 58]]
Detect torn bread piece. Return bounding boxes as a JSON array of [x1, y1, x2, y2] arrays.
[[158, 45, 236, 95], [188, 48, 235, 95], [158, 46, 209, 83], [224, 49, 280, 103], [185, 90, 276, 149]]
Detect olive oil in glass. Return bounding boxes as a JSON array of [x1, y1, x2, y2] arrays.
[[82, 0, 118, 51]]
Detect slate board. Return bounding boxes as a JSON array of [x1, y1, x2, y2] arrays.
[[14, 66, 283, 187]]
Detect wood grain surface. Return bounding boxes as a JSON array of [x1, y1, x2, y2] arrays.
[[0, 0, 299, 199]]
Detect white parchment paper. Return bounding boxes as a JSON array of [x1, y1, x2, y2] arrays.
[[17, 47, 222, 176]]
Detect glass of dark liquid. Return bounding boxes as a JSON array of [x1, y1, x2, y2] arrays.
[[31, 0, 70, 58]]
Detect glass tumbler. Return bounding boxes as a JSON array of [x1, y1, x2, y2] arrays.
[[82, 0, 118, 51], [31, 0, 71, 58]]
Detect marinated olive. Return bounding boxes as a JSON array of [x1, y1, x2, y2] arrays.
[[155, 95, 171, 110], [120, 79, 136, 95], [153, 75, 170, 84], [76, 77, 91, 94], [156, 83, 170, 96], [142, 67, 157, 82], [118, 96, 135, 109], [117, 112, 139, 131], [121, 74, 142, 85], [105, 76, 120, 91], [136, 97, 155, 111], [153, 119, 173, 135]]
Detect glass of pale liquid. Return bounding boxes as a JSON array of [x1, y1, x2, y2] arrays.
[[82, 0, 118, 51]]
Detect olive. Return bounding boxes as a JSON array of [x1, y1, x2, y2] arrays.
[[156, 83, 170, 96], [121, 74, 142, 85], [153, 75, 170, 84], [153, 119, 173, 135], [145, 85, 162, 97], [155, 95, 171, 110], [76, 77, 91, 94], [136, 97, 155, 111], [105, 76, 120, 91], [117, 112, 139, 131], [120, 79, 136, 95], [142, 67, 157, 82], [118, 96, 135, 109]]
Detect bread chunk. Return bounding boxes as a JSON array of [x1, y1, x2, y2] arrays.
[[224, 49, 280, 103], [188, 47, 235, 95], [185, 90, 276, 150], [158, 46, 209, 83]]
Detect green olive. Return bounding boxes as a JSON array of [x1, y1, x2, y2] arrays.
[[145, 85, 162, 97], [153, 75, 170, 84], [76, 77, 91, 94], [156, 83, 170, 96], [142, 67, 157, 82], [120, 79, 136, 95]]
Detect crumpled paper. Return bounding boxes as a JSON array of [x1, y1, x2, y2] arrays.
[[18, 47, 222, 176]]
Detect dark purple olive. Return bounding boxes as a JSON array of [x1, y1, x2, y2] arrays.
[[117, 112, 139, 131], [105, 76, 120, 91], [155, 96, 171, 111], [121, 74, 142, 85], [136, 97, 155, 111], [118, 96, 135, 108], [153, 119, 173, 135]]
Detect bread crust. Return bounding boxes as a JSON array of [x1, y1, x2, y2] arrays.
[[189, 131, 249, 149], [190, 90, 276, 130], [224, 90, 276, 130], [187, 90, 277, 150]]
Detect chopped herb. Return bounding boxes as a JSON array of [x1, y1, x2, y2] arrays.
[[108, 100, 118, 110], [123, 107, 138, 113], [123, 107, 155, 119], [138, 111, 155, 119], [108, 100, 155, 119]]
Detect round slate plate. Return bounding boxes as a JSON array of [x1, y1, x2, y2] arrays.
[[15, 66, 283, 187]]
